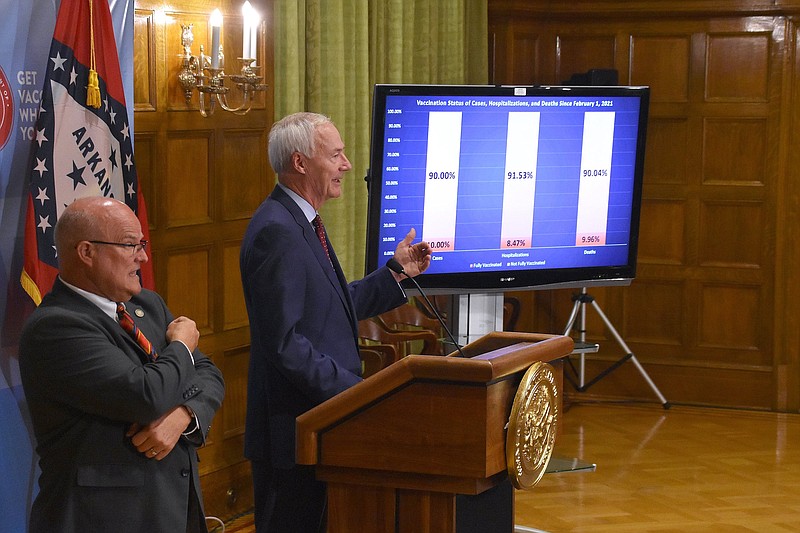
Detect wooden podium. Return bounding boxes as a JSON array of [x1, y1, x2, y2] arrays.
[[296, 331, 574, 532]]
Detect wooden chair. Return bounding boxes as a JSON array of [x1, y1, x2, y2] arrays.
[[376, 302, 444, 354], [381, 301, 442, 332], [503, 296, 521, 332], [358, 344, 397, 378], [412, 295, 450, 323], [358, 316, 439, 359]]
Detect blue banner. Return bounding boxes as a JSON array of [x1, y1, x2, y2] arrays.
[[0, 1, 132, 531]]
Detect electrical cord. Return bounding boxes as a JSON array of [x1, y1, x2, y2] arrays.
[[205, 516, 225, 532]]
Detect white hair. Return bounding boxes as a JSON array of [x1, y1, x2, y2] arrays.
[[267, 112, 333, 175]]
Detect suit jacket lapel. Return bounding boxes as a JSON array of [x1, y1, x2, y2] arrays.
[[321, 229, 359, 336], [49, 279, 153, 363], [271, 187, 357, 328]]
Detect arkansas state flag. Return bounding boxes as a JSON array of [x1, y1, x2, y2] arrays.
[[21, 0, 154, 305]]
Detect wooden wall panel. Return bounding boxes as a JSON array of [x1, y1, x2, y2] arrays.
[[699, 284, 761, 354], [221, 130, 269, 220], [488, 23, 509, 84], [699, 202, 762, 266], [631, 36, 690, 102], [133, 10, 155, 111], [489, 2, 790, 411], [223, 240, 247, 330], [777, 19, 800, 411], [165, 247, 211, 332], [556, 35, 616, 83], [638, 200, 685, 264], [222, 345, 249, 439], [643, 118, 689, 184], [702, 119, 767, 185], [165, 133, 212, 226], [509, 32, 539, 85], [706, 33, 770, 101], [134, 0, 274, 522], [623, 281, 684, 347]]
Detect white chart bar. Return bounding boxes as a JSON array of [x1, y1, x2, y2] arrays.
[[501, 112, 540, 249], [422, 112, 462, 252], [575, 112, 615, 246]]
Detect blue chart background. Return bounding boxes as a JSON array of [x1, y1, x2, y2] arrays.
[[0, 2, 133, 531], [376, 94, 642, 274]]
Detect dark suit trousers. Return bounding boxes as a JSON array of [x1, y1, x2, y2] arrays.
[[252, 462, 326, 533], [187, 475, 209, 533]]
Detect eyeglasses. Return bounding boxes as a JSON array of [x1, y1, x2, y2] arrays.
[[88, 240, 148, 255]]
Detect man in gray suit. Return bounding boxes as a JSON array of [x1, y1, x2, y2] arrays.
[[19, 196, 224, 533]]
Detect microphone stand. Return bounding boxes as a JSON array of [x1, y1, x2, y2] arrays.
[[386, 259, 467, 358]]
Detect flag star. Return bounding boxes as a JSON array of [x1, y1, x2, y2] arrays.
[[127, 181, 135, 198], [120, 123, 130, 141], [124, 153, 133, 171], [36, 128, 48, 147], [104, 97, 109, 112], [35, 187, 50, 205], [69, 67, 78, 85], [109, 147, 118, 170], [67, 161, 87, 190], [37, 215, 51, 232], [109, 108, 117, 125], [51, 51, 67, 71], [34, 157, 48, 177]]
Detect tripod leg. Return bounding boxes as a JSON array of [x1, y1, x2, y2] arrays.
[[577, 295, 588, 386], [562, 299, 581, 336], [589, 300, 670, 408], [563, 299, 586, 388]]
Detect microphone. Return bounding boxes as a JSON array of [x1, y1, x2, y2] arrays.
[[386, 258, 467, 358]]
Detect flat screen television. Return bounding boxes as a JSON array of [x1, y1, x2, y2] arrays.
[[364, 84, 650, 294]]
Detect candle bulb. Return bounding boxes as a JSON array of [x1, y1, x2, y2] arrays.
[[210, 9, 222, 69], [250, 10, 259, 63], [242, 1, 253, 59]]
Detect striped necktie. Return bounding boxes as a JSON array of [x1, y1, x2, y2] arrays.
[[116, 303, 158, 362]]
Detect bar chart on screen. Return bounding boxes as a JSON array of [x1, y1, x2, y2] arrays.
[[366, 84, 649, 293], [382, 101, 626, 270]]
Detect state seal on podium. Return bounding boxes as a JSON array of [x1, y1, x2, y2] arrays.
[[506, 361, 558, 490]]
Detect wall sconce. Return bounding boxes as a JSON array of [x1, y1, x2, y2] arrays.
[[177, 3, 267, 117]]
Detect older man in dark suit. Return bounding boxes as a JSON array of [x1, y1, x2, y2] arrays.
[[240, 112, 431, 532], [19, 196, 224, 533]]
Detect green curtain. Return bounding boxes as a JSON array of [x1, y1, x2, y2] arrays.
[[273, 0, 488, 280]]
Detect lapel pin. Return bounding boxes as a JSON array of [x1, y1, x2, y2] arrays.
[[135, 309, 145, 318]]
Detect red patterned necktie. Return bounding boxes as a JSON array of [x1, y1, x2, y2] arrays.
[[312, 214, 332, 264], [116, 303, 158, 362]]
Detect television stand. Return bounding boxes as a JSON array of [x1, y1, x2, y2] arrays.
[[563, 287, 670, 409]]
